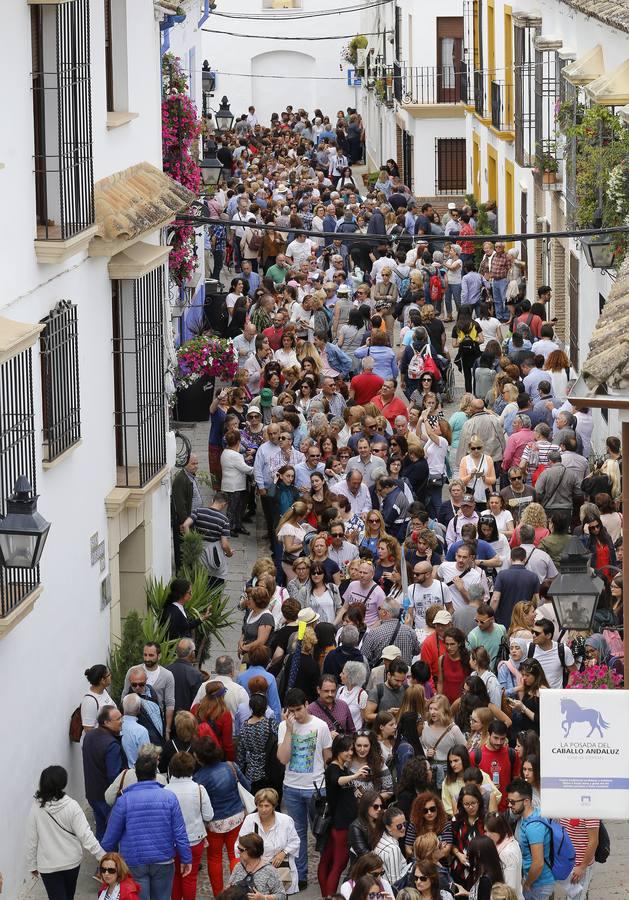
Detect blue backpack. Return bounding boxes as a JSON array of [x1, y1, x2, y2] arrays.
[[523, 817, 576, 882]]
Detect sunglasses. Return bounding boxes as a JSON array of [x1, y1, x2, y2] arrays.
[[415, 875, 430, 882], [470, 446, 483, 450], [130, 682, 146, 687], [371, 803, 383, 809], [532, 630, 544, 636], [424, 806, 437, 813], [392, 822, 406, 830], [100, 866, 117, 875], [509, 476, 522, 481]]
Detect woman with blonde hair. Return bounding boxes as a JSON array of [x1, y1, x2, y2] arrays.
[[507, 602, 536, 639], [160, 710, 199, 775], [458, 436, 496, 507], [421, 695, 466, 789], [359, 510, 387, 558], [371, 267, 399, 339], [486, 373, 513, 412], [277, 501, 312, 581], [466, 706, 495, 753], [195, 681, 235, 761], [499, 383, 520, 431], [297, 344, 323, 377], [509, 502, 549, 548]]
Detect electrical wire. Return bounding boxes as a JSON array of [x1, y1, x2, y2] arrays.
[[210, 0, 394, 20], [201, 28, 391, 40]]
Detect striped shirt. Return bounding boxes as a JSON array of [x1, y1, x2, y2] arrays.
[[191, 507, 231, 542], [559, 818, 599, 867]]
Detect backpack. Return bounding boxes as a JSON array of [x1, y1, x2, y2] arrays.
[[408, 345, 441, 382], [522, 818, 576, 882], [531, 462, 547, 486], [248, 229, 263, 252], [429, 273, 444, 302], [407, 348, 426, 380], [69, 694, 97, 743], [492, 636, 511, 673], [602, 628, 624, 658], [528, 641, 568, 687]]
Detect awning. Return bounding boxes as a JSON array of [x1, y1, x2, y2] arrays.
[[585, 59, 629, 106], [90, 161, 196, 258], [562, 45, 604, 85]]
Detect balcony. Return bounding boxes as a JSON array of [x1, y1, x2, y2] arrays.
[[399, 66, 468, 117], [491, 81, 514, 137], [474, 71, 489, 119]]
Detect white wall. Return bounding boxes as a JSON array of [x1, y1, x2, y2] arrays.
[[0, 1, 178, 894], [203, 0, 354, 125]]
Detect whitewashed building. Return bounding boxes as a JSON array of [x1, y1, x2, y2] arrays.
[[203, 0, 354, 125], [462, 0, 628, 447], [357, 0, 468, 200], [0, 1, 205, 893]]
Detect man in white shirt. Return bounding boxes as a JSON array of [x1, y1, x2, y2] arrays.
[[528, 618, 576, 689], [286, 233, 315, 266], [278, 688, 332, 887], [246, 105, 258, 127], [347, 438, 387, 488], [331, 469, 372, 515], [328, 521, 359, 573], [406, 561, 454, 629], [437, 543, 489, 611], [191, 655, 248, 714], [232, 321, 257, 363], [445, 496, 480, 547], [502, 523, 558, 586]]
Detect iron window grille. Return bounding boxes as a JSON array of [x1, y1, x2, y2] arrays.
[[474, 70, 488, 117], [491, 80, 513, 130], [514, 23, 540, 167], [0, 350, 40, 617], [462, 0, 477, 103], [435, 138, 467, 194], [31, 0, 94, 241], [112, 267, 167, 489], [40, 300, 81, 463], [535, 48, 561, 183]]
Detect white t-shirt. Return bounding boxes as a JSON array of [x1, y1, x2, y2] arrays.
[[338, 685, 368, 730], [408, 580, 453, 629], [286, 238, 314, 265], [278, 715, 332, 790], [278, 522, 308, 549], [478, 316, 501, 347], [531, 641, 574, 689], [145, 665, 161, 687], [425, 436, 449, 476], [437, 562, 489, 610], [80, 688, 114, 728], [490, 535, 511, 568], [493, 509, 514, 535]]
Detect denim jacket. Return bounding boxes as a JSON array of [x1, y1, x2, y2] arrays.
[[194, 762, 251, 822]]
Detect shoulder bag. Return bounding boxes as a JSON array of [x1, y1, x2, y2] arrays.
[[229, 762, 256, 813], [254, 822, 293, 886]]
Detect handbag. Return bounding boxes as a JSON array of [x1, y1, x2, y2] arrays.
[[308, 779, 332, 852], [254, 823, 293, 886], [229, 762, 256, 814]]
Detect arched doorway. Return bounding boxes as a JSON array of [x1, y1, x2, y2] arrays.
[[251, 50, 316, 123]]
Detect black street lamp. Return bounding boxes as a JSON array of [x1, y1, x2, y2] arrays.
[[214, 96, 234, 134], [0, 476, 51, 569], [201, 60, 214, 119], [200, 140, 224, 187], [581, 233, 617, 270], [548, 536, 605, 631]]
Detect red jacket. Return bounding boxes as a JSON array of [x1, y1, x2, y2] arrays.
[[194, 708, 235, 761], [420, 631, 447, 681], [99, 875, 141, 900]]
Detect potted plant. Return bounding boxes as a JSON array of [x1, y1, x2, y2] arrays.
[[536, 151, 559, 184], [341, 34, 368, 69], [172, 6, 187, 22]]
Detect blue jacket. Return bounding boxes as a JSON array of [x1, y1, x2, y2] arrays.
[[322, 342, 352, 378], [101, 781, 191, 865], [354, 345, 398, 380], [194, 762, 251, 821]]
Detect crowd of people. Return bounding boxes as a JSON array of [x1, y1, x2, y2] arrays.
[[25, 105, 624, 900]]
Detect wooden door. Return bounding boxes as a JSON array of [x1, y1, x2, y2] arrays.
[[437, 17, 464, 102]]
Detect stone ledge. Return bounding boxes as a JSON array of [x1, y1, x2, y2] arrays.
[[0, 585, 44, 639]]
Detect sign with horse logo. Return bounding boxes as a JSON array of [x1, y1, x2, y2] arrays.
[[540, 689, 629, 819]]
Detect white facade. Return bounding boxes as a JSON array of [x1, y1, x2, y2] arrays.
[[203, 0, 354, 125], [463, 0, 628, 450], [357, 0, 467, 198], [0, 1, 205, 894]]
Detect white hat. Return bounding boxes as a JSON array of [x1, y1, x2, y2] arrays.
[[433, 610, 453, 626], [337, 284, 350, 295], [276, 183, 288, 194], [381, 645, 402, 661], [448, 202, 457, 210], [297, 607, 320, 626]]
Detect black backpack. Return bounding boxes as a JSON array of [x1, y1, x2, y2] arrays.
[[527, 641, 568, 687], [596, 822, 611, 864], [492, 636, 511, 673]]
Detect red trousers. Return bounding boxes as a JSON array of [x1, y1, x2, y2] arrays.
[[317, 827, 350, 896], [206, 824, 240, 894], [172, 838, 205, 900]]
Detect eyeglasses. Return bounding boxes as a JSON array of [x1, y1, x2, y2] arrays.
[[100, 866, 118, 875], [507, 799, 525, 808], [415, 875, 430, 883], [392, 821, 406, 830], [309, 453, 321, 459], [368, 518, 380, 524], [589, 524, 601, 531], [371, 803, 383, 810], [470, 446, 483, 451], [424, 806, 437, 813], [421, 377, 433, 382], [532, 630, 544, 636], [413, 571, 427, 578], [130, 682, 146, 688], [279, 435, 291, 440], [509, 476, 522, 482]]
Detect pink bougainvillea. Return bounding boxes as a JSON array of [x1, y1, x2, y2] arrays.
[[176, 335, 238, 388], [567, 664, 622, 690], [162, 54, 201, 286]]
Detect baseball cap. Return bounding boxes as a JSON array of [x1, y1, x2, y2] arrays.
[[461, 494, 476, 506], [381, 645, 402, 661], [260, 388, 274, 407], [433, 610, 453, 625], [448, 202, 457, 210]]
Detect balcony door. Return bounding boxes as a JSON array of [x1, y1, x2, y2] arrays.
[[437, 18, 464, 102]]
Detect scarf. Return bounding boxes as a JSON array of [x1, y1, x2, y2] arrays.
[[585, 633, 611, 665], [509, 638, 530, 669]]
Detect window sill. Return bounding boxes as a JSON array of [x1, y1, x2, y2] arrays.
[[106, 111, 139, 130], [42, 439, 82, 471], [0, 585, 44, 640], [402, 101, 466, 119], [34, 225, 99, 265], [106, 464, 169, 517]]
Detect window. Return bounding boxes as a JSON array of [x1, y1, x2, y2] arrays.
[[30, 0, 94, 243], [0, 350, 39, 617], [535, 47, 560, 182], [437, 18, 464, 102], [514, 21, 540, 167], [104, 0, 114, 112], [435, 139, 467, 193], [112, 269, 167, 488], [568, 252, 579, 370], [40, 301, 81, 463]]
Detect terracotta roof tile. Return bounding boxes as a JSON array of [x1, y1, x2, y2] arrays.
[[94, 162, 196, 244], [582, 257, 629, 391], [154, 0, 181, 13], [559, 0, 629, 34]]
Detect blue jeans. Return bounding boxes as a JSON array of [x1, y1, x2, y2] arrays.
[[283, 784, 317, 881], [492, 277, 508, 320], [524, 883, 554, 900], [130, 862, 175, 900], [89, 799, 110, 841], [444, 283, 461, 316]]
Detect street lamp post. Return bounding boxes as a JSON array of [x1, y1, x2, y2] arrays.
[[201, 60, 214, 120], [200, 140, 225, 187], [548, 536, 605, 632], [0, 476, 51, 569], [581, 233, 617, 270], [214, 96, 234, 135]]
